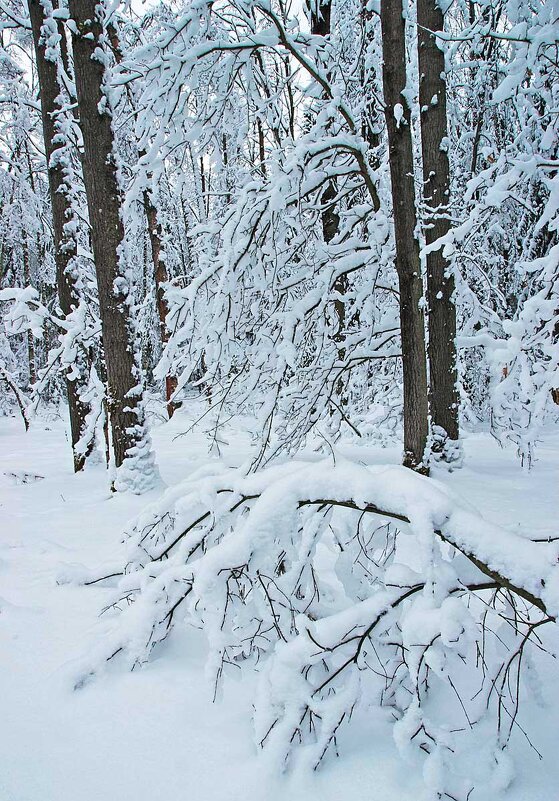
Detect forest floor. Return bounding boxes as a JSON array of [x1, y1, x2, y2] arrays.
[[1, 407, 558, 801]]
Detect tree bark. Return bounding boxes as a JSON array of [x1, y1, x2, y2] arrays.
[[105, 23, 178, 419], [69, 0, 146, 472], [380, 0, 429, 471], [308, 0, 348, 396], [417, 0, 460, 449], [28, 0, 93, 472], [308, 0, 339, 250], [21, 236, 36, 387], [143, 189, 178, 417]]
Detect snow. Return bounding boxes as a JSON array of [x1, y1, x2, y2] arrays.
[[0, 410, 558, 800]]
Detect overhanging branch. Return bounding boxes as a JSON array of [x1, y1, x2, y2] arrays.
[[298, 498, 552, 617]]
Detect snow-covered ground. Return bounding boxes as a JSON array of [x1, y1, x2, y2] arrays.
[[1, 410, 557, 801]]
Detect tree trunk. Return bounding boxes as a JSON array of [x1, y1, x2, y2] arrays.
[[21, 236, 36, 387], [143, 190, 178, 417], [105, 24, 178, 419], [69, 0, 154, 484], [28, 0, 93, 472], [308, 0, 331, 36], [308, 0, 339, 250], [309, 0, 347, 398], [380, 0, 429, 471], [417, 0, 460, 453]]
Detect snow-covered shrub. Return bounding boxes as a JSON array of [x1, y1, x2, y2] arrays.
[[75, 458, 558, 799]]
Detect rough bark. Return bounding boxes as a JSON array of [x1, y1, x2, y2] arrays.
[[28, 0, 93, 472], [308, 0, 347, 395], [105, 23, 178, 419], [417, 0, 460, 448], [69, 0, 142, 470], [21, 236, 36, 386], [308, 0, 339, 250], [143, 190, 178, 417], [380, 0, 429, 471]]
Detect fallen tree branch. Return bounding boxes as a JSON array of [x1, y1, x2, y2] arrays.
[[311, 580, 501, 696], [298, 498, 552, 617]]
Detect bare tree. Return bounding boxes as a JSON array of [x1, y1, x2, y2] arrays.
[[380, 0, 429, 470], [28, 0, 93, 471], [308, 0, 348, 396], [417, 0, 460, 453], [143, 187, 178, 418], [309, 0, 339, 245], [69, 0, 154, 484], [106, 23, 178, 419]]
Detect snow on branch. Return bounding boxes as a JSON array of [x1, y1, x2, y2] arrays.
[[73, 458, 558, 797]]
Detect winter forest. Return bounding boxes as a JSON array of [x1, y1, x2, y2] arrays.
[[0, 0, 558, 798]]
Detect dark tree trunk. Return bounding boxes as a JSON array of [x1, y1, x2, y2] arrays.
[[308, 0, 339, 246], [105, 24, 178, 419], [21, 236, 36, 386], [309, 0, 347, 396], [28, 0, 93, 472], [309, 0, 331, 36], [417, 0, 460, 451], [143, 190, 178, 417], [69, 0, 144, 471], [380, 0, 429, 471]]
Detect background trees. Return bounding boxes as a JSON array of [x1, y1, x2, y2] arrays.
[[0, 1, 557, 797], [0, 0, 557, 476]]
